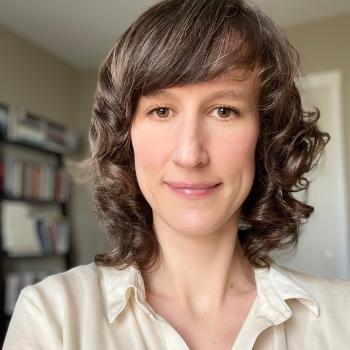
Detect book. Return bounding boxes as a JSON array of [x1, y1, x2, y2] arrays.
[[1, 201, 41, 255], [0, 104, 8, 137], [4, 104, 78, 154], [0, 157, 69, 202]]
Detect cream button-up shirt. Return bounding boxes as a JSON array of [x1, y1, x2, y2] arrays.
[[3, 262, 350, 349]]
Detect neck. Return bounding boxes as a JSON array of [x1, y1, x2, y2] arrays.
[[142, 215, 256, 318]]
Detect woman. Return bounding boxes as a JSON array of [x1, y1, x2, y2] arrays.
[[4, 0, 350, 349]]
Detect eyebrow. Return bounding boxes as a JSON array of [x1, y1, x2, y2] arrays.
[[145, 89, 248, 101], [206, 90, 247, 101]]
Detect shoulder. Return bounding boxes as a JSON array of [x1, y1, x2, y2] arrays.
[[269, 264, 350, 342], [15, 263, 129, 326], [5, 263, 138, 348], [19, 262, 120, 311], [20, 262, 135, 306], [21, 263, 98, 298], [276, 264, 350, 291], [275, 264, 350, 309]]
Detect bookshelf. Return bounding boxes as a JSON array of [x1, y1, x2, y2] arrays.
[[0, 103, 77, 343]]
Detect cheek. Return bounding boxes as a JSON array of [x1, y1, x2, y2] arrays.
[[216, 128, 258, 175], [131, 126, 170, 181]]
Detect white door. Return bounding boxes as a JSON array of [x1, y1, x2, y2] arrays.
[[272, 70, 350, 280]]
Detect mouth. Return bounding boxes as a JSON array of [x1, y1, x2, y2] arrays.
[[165, 182, 221, 198]]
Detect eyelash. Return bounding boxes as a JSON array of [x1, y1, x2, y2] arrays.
[[146, 105, 241, 121]]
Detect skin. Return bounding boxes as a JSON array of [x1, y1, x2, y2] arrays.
[[131, 69, 260, 349]]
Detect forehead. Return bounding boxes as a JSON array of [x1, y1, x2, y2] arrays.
[[142, 69, 260, 102]]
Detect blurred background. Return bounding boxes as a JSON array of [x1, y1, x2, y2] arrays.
[[0, 0, 349, 341]]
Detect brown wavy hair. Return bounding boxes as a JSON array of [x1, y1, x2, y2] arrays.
[[84, 0, 329, 270]]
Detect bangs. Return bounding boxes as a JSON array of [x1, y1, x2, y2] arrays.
[[120, 0, 263, 99]]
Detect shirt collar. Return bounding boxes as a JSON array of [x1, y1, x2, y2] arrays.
[[98, 262, 319, 324], [100, 263, 157, 324], [254, 263, 320, 324]]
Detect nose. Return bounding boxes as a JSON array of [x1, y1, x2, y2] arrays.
[[172, 115, 209, 168]]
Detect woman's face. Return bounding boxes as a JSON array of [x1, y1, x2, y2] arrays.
[[131, 70, 260, 238]]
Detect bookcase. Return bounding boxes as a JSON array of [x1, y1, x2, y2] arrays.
[[0, 103, 78, 344]]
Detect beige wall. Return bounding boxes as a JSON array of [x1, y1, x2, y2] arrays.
[[0, 25, 78, 129]]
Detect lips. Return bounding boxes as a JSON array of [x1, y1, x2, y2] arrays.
[[165, 181, 220, 189], [165, 181, 221, 199]]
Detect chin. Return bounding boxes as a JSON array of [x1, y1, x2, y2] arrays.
[[165, 211, 228, 236]]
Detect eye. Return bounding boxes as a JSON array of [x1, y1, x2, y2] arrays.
[[148, 107, 171, 119], [213, 106, 240, 119]]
